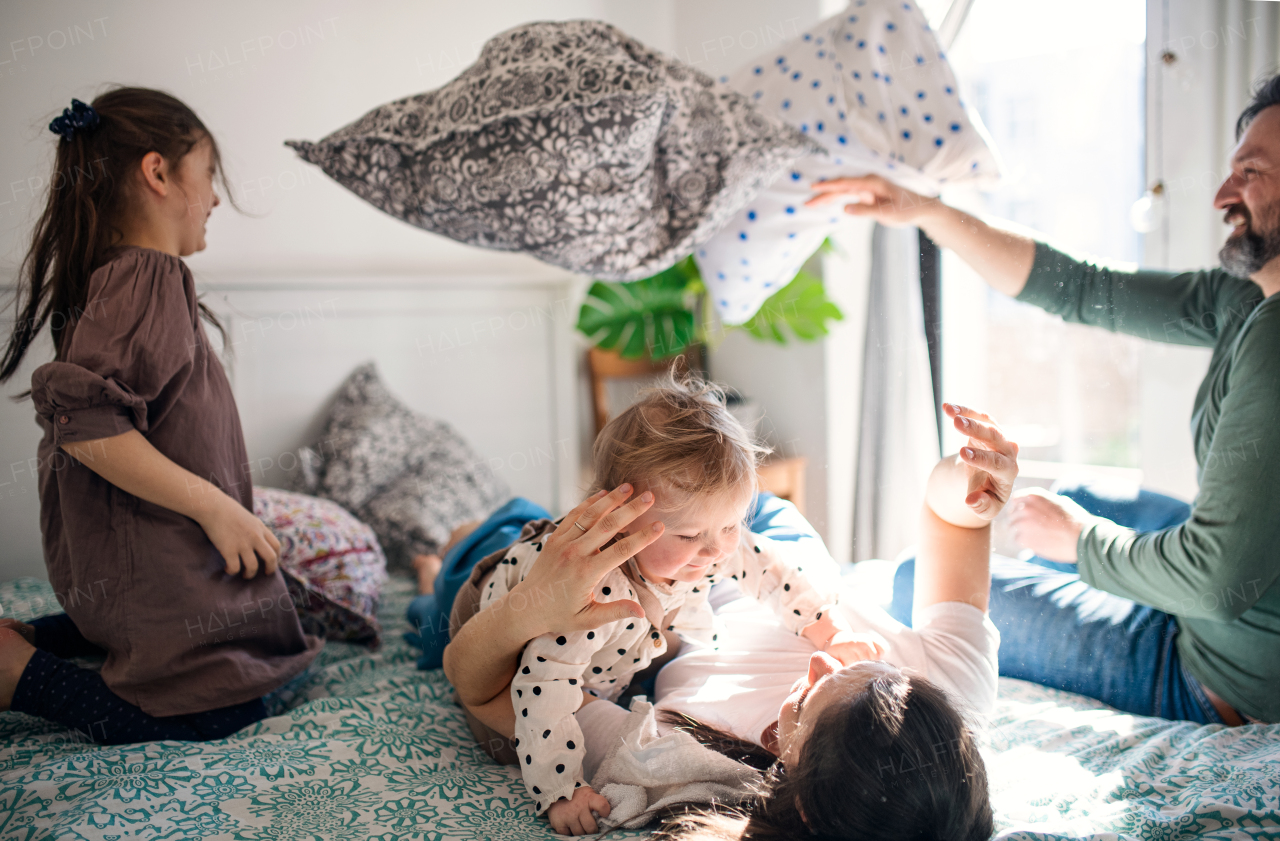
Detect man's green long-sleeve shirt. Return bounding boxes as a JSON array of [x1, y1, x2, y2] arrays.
[[1018, 242, 1280, 722]]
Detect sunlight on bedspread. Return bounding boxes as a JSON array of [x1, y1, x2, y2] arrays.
[[1, 575, 1276, 841]]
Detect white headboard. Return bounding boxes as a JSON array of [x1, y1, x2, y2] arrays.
[[0, 273, 584, 580]]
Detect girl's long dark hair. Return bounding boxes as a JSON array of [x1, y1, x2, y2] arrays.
[[655, 672, 994, 841], [2, 87, 233, 394]]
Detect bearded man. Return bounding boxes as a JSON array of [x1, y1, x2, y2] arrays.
[[809, 75, 1280, 726]]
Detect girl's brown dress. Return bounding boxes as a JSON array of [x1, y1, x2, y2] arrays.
[[30, 246, 322, 717]]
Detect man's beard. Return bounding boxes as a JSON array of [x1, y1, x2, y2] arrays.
[[1219, 203, 1280, 277]]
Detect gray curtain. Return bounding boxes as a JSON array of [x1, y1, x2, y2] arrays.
[[851, 224, 941, 563]]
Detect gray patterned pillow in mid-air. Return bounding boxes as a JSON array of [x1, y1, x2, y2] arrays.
[[286, 20, 821, 280]]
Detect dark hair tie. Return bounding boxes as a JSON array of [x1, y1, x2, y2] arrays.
[[48, 99, 100, 142]]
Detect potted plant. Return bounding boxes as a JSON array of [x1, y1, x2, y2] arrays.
[[575, 246, 844, 361]]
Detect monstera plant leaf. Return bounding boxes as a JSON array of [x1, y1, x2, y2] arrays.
[[576, 258, 700, 360], [576, 247, 842, 357], [740, 270, 844, 343]]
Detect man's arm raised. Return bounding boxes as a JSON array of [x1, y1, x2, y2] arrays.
[[807, 175, 1037, 297]]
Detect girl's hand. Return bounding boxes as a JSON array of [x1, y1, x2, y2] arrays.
[[197, 493, 281, 579], [823, 630, 887, 666], [806, 174, 940, 227], [547, 785, 611, 836], [1008, 489, 1094, 562], [506, 485, 662, 640]]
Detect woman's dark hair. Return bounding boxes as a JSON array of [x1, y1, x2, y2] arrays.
[[1, 87, 233, 391], [1236, 71, 1280, 140], [654, 671, 993, 841]]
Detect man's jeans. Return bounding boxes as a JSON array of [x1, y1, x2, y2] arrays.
[[887, 480, 1226, 725]]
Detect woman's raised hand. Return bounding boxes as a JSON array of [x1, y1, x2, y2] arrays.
[[943, 403, 1019, 523], [806, 174, 939, 227], [507, 485, 663, 639], [441, 485, 665, 708]]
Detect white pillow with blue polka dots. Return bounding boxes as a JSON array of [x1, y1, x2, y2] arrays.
[[696, 0, 1000, 325]]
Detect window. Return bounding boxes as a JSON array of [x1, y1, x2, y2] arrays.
[[936, 0, 1148, 474]]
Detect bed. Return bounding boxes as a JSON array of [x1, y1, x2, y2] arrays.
[[2, 572, 1277, 841]]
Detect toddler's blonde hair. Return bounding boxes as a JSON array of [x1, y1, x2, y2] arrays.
[[591, 374, 770, 510]]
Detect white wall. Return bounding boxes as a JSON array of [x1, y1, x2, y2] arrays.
[[705, 225, 872, 564], [0, 0, 671, 581], [1, 0, 871, 579], [0, 0, 674, 275]]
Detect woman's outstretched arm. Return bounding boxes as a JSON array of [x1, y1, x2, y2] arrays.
[[443, 486, 659, 707], [914, 404, 1020, 616]]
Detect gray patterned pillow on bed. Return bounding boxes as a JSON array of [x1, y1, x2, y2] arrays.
[[285, 20, 821, 281], [286, 363, 509, 570]]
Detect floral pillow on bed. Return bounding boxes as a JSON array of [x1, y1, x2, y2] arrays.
[[286, 19, 820, 281], [253, 487, 389, 646]]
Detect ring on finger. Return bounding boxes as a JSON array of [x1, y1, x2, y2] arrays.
[[573, 521, 588, 532]]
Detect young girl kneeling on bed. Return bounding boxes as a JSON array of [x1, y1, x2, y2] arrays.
[[449, 377, 884, 835], [0, 88, 322, 744]]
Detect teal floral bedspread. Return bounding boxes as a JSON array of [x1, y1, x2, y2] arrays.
[[1, 575, 1276, 840]]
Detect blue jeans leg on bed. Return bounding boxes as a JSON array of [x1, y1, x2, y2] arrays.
[[886, 483, 1220, 723], [985, 558, 1223, 722], [11, 617, 267, 744], [1051, 478, 1191, 531], [404, 497, 551, 670]]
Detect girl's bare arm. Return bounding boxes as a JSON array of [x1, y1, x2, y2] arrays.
[[61, 429, 278, 578]]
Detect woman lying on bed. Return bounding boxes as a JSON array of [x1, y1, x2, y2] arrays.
[[444, 403, 1017, 840]]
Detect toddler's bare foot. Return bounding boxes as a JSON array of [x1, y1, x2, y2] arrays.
[[444, 521, 482, 554], [413, 554, 444, 595], [0, 626, 37, 712], [412, 522, 483, 594]]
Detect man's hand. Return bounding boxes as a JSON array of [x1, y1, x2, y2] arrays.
[[546, 785, 611, 836], [1008, 488, 1097, 562], [806, 174, 941, 227]]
